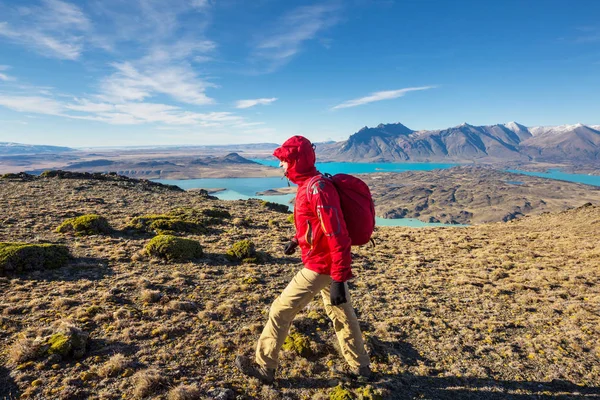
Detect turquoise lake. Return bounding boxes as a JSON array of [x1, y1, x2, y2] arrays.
[[157, 162, 464, 227], [156, 162, 600, 228]]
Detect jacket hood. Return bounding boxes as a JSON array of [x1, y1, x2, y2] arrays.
[[273, 135, 318, 184]]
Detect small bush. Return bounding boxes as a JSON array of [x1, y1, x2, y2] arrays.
[[261, 200, 289, 213], [226, 240, 256, 261], [133, 368, 167, 399], [0, 242, 70, 274], [144, 235, 203, 261], [359, 386, 383, 400], [7, 321, 88, 364], [126, 214, 205, 235], [287, 214, 295, 224], [167, 384, 201, 400], [98, 354, 130, 378], [140, 289, 162, 304], [56, 214, 111, 236], [282, 331, 313, 357], [329, 385, 354, 400], [232, 217, 252, 227]]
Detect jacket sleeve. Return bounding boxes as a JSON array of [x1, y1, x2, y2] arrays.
[[309, 179, 353, 282]]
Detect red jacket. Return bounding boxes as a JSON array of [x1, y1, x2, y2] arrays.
[[273, 136, 353, 282]]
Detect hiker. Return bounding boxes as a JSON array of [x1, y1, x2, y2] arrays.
[[235, 135, 371, 384]]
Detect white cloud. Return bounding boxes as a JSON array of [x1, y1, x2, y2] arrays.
[[253, 3, 341, 71], [99, 62, 215, 105], [235, 98, 278, 109], [190, 0, 212, 10], [0, 65, 15, 82], [39, 0, 91, 30], [0, 95, 65, 115], [0, 93, 248, 128], [0, 1, 89, 60], [331, 86, 436, 110]]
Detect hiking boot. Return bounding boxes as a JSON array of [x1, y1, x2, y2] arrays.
[[234, 355, 275, 384], [353, 365, 372, 382], [332, 364, 373, 382]]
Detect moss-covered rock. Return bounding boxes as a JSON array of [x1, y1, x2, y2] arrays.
[[7, 322, 88, 365], [127, 214, 205, 235], [358, 386, 383, 400], [144, 235, 203, 261], [46, 323, 88, 359], [282, 331, 313, 357], [226, 240, 256, 261], [261, 200, 289, 213], [126, 208, 219, 234], [330, 385, 354, 400], [0, 242, 70, 274], [56, 214, 111, 236]]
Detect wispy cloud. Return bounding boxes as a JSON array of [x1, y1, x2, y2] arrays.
[[0, 1, 90, 60], [235, 98, 278, 109], [0, 65, 15, 82], [99, 62, 216, 106], [0, 93, 246, 128], [331, 86, 436, 110], [0, 95, 65, 115], [252, 2, 342, 72]]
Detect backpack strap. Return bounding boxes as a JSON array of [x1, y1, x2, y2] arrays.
[[305, 174, 325, 199]]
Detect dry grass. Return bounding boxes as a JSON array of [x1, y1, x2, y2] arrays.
[[0, 175, 598, 399], [133, 368, 168, 399]]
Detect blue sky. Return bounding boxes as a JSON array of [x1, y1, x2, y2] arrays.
[[0, 0, 599, 147]]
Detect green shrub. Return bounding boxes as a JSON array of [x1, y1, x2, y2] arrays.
[[144, 235, 203, 261], [261, 200, 289, 213], [226, 240, 256, 261], [0, 242, 70, 274], [330, 386, 354, 400], [127, 208, 224, 234], [8, 321, 88, 364], [287, 214, 295, 224], [56, 214, 111, 236], [127, 214, 205, 235], [358, 386, 383, 400], [282, 331, 313, 357]]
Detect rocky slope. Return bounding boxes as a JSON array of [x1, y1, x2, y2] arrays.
[[320, 122, 600, 165], [362, 166, 600, 224], [0, 173, 599, 399]]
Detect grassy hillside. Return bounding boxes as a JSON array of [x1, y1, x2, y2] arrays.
[[0, 173, 598, 399]]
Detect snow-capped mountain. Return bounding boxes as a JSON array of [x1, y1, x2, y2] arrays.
[[321, 122, 600, 163]]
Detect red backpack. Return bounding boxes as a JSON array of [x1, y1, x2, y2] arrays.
[[312, 173, 376, 246]]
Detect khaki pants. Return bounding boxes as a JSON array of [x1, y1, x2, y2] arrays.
[[255, 268, 370, 370]]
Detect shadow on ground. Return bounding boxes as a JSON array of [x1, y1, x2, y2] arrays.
[[279, 374, 600, 399], [17, 257, 112, 282], [0, 365, 19, 399]]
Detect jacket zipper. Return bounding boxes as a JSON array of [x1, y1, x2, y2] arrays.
[[305, 220, 313, 254]]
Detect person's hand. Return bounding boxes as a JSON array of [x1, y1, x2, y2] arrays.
[[330, 281, 347, 305], [283, 238, 298, 255]]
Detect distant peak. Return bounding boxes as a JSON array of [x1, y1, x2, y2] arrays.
[[503, 121, 528, 131]]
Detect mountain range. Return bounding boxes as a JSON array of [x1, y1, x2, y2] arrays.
[[0, 142, 74, 155], [318, 122, 600, 164]]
